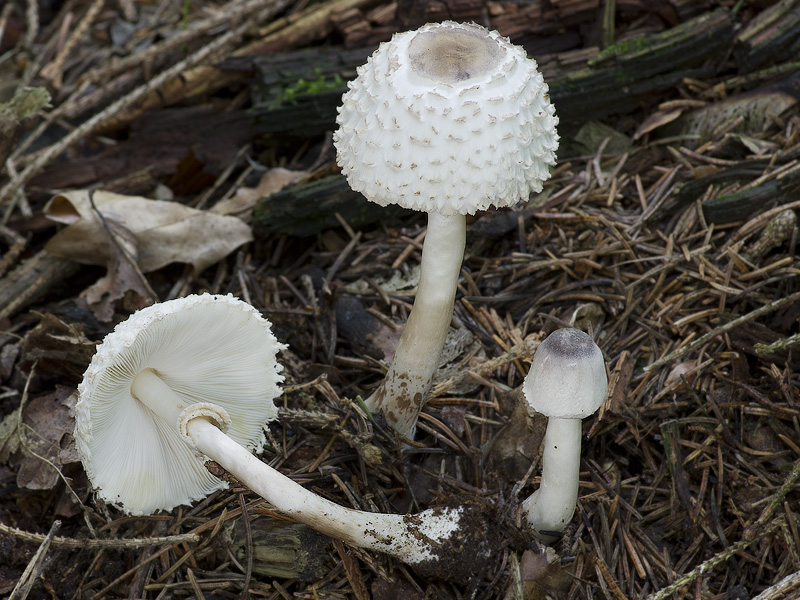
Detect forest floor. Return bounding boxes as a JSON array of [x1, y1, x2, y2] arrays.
[[1, 0, 799, 598]]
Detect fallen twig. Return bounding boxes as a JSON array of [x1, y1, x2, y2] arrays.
[[0, 22, 246, 208], [0, 522, 200, 548], [644, 518, 784, 600], [644, 289, 800, 371]]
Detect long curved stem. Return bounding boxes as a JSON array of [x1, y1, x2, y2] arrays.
[[365, 211, 466, 438], [187, 419, 460, 564], [522, 417, 581, 542], [131, 368, 464, 565]]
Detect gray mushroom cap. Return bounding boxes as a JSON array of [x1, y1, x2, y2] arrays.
[[523, 328, 607, 420], [75, 294, 285, 515]]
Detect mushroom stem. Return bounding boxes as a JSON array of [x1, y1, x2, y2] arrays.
[[131, 368, 478, 568], [365, 211, 466, 438], [187, 418, 461, 564], [522, 417, 581, 542], [131, 368, 188, 425]]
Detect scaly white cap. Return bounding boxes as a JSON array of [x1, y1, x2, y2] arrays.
[[524, 328, 607, 419], [75, 293, 285, 515], [334, 21, 559, 217]]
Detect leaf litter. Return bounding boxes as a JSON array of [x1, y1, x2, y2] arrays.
[[43, 190, 253, 320], [0, 1, 799, 599]]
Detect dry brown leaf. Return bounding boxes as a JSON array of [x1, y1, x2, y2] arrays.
[[43, 190, 253, 319], [15, 386, 79, 490], [211, 167, 307, 216], [0, 409, 21, 464], [79, 218, 151, 322], [44, 189, 253, 273], [664, 91, 799, 139], [632, 107, 685, 140], [21, 313, 98, 384], [515, 548, 573, 599], [0, 342, 19, 380]]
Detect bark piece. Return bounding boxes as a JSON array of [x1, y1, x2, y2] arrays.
[[252, 174, 417, 237], [225, 518, 330, 581], [250, 8, 738, 136], [0, 252, 80, 323], [702, 165, 800, 225], [733, 0, 800, 72]]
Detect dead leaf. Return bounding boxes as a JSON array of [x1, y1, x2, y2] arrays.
[[662, 91, 798, 139], [21, 313, 97, 385], [15, 386, 80, 490], [515, 548, 573, 599], [371, 578, 423, 600], [569, 302, 605, 332], [334, 294, 399, 360], [665, 361, 698, 390], [632, 107, 685, 140], [730, 133, 780, 156], [488, 387, 547, 481], [45, 189, 253, 273], [168, 148, 216, 196], [0, 408, 21, 463], [440, 405, 467, 437], [0, 342, 19, 380], [211, 167, 307, 216], [79, 218, 151, 322], [43, 190, 253, 319], [0, 564, 18, 595]]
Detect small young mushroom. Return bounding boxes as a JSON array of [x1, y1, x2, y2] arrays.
[[75, 294, 497, 579], [520, 328, 607, 542], [334, 21, 559, 438]]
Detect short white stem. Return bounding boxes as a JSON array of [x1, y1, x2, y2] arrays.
[[132, 369, 466, 566], [522, 417, 581, 541], [366, 211, 466, 438]]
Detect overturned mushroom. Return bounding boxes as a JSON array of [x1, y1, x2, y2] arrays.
[[521, 328, 607, 542], [334, 21, 559, 438], [75, 293, 497, 579]]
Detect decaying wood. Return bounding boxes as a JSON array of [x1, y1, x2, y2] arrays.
[[224, 518, 331, 581], [255, 88, 347, 138], [733, 0, 800, 72], [250, 1, 799, 142], [252, 174, 417, 237], [702, 163, 800, 223], [0, 24, 249, 208], [115, 0, 375, 126], [249, 5, 796, 242], [0, 251, 79, 323], [250, 8, 737, 136], [548, 8, 734, 123], [30, 107, 255, 192]]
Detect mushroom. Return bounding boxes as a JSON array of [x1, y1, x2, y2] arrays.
[[75, 293, 497, 579], [334, 21, 559, 438], [520, 328, 607, 542]]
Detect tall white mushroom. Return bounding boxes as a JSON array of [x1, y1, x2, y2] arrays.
[[334, 21, 559, 438], [75, 294, 496, 579], [521, 328, 607, 542]]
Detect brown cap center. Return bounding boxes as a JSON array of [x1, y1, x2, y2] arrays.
[[408, 25, 502, 83]]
